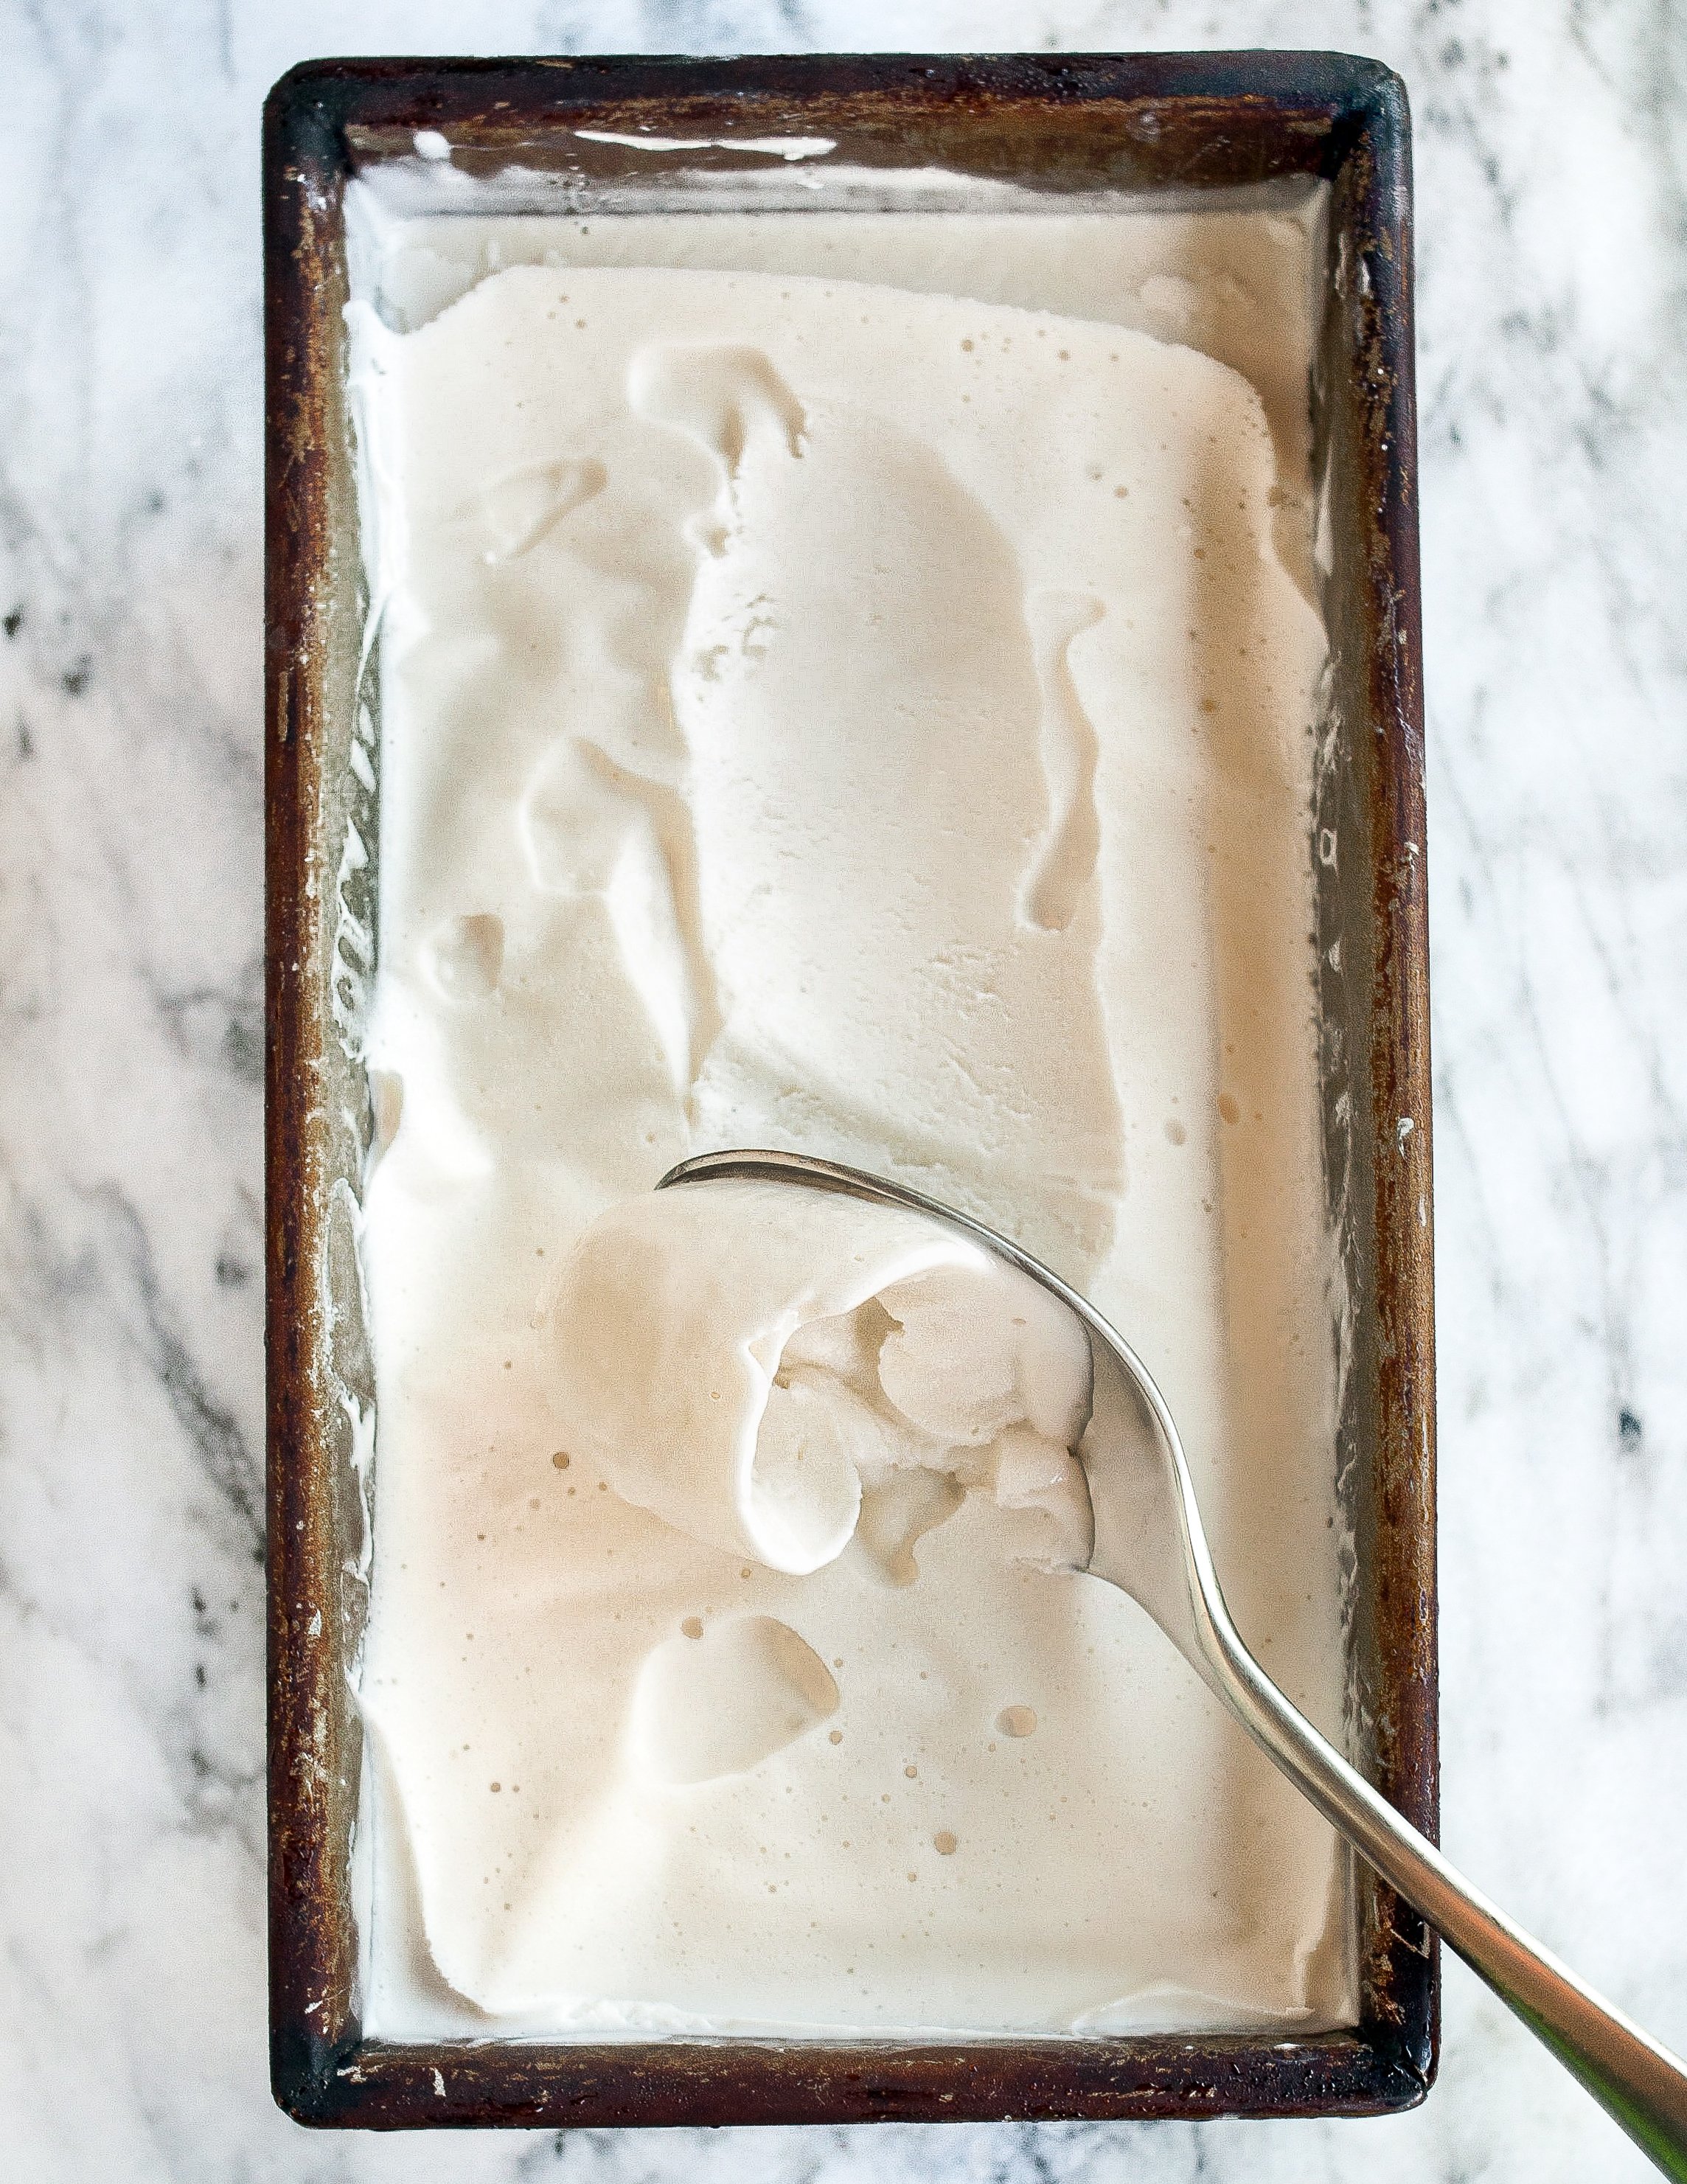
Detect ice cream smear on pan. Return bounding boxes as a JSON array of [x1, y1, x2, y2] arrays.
[[347, 188, 1351, 2036]]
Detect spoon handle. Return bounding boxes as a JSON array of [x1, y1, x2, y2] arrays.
[[658, 1150, 1687, 2163], [1193, 1591, 1687, 2177]]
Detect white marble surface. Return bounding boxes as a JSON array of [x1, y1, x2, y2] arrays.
[[2, 1, 1684, 2177]]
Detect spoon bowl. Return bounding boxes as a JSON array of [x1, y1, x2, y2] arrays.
[[661, 1147, 1687, 2180]]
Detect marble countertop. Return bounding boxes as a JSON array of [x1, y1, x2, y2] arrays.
[[4, 1, 1684, 2178]]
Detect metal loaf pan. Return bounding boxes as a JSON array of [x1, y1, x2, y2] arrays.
[[265, 49, 1434, 2129]]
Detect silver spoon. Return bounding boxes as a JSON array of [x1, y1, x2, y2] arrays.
[[659, 1147, 1687, 2178]]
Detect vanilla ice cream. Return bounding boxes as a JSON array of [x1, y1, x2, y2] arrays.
[[349, 191, 1350, 2037], [551, 1180, 1095, 1579]]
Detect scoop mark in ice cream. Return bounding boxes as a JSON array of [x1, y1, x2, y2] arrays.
[[551, 1181, 1095, 1579], [630, 1613, 839, 1784], [426, 912, 504, 1000], [1020, 591, 1107, 933], [470, 455, 607, 563]]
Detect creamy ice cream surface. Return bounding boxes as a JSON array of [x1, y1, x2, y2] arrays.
[[550, 1180, 1095, 1580], [350, 200, 1351, 2036]]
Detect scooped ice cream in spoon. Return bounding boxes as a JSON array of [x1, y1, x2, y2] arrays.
[[554, 1148, 1687, 2178]]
